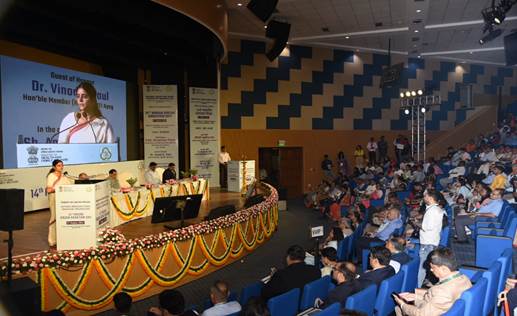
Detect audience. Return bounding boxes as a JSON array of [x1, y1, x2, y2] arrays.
[[261, 245, 321, 301], [394, 247, 471, 316], [241, 297, 270, 316], [358, 246, 395, 287], [319, 262, 362, 308], [201, 280, 241, 316], [148, 289, 198, 316], [113, 292, 132, 316], [320, 247, 338, 276], [386, 237, 411, 273]]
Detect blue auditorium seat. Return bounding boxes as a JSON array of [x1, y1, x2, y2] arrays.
[[315, 302, 340, 316], [460, 261, 501, 316], [299, 276, 331, 311], [370, 198, 384, 208], [400, 256, 420, 293], [337, 236, 352, 261], [439, 225, 450, 247], [460, 277, 488, 316], [345, 284, 377, 316], [395, 191, 410, 202], [267, 288, 300, 316], [374, 271, 405, 316], [239, 281, 264, 306], [495, 249, 513, 316], [442, 299, 465, 316], [475, 215, 517, 268]]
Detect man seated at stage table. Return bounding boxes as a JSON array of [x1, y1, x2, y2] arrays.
[[78, 172, 89, 180], [108, 169, 120, 190], [148, 289, 198, 316], [201, 280, 241, 316], [144, 161, 161, 186], [261, 245, 321, 301], [162, 162, 177, 183]]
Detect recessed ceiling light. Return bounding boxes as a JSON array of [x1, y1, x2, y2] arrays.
[[417, 55, 422, 58], [414, 30, 419, 33], [356, 49, 360, 52], [469, 51, 473, 54], [237, 3, 242, 6], [264, 25, 268, 29], [345, 36, 350, 39], [416, 9, 422, 13]]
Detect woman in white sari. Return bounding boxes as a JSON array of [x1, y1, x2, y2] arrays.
[[58, 82, 115, 144]]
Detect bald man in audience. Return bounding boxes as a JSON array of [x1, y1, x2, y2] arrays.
[[202, 280, 241, 316]]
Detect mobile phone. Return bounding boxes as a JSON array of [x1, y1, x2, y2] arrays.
[[391, 292, 400, 298]]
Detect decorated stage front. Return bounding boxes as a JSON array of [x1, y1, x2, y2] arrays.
[[2, 184, 278, 315]]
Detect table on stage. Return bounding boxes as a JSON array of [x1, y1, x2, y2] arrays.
[[109, 178, 209, 226]]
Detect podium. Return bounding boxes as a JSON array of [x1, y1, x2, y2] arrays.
[[227, 160, 255, 193], [55, 180, 111, 250]]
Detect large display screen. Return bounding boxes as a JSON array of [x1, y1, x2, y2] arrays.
[[0, 55, 127, 168]]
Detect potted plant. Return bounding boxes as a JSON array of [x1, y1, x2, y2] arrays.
[[126, 177, 137, 188]]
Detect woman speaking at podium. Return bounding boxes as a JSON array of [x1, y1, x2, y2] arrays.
[[46, 159, 72, 248], [58, 82, 115, 144]]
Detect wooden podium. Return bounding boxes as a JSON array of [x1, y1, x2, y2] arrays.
[[55, 180, 111, 250], [227, 160, 255, 193]]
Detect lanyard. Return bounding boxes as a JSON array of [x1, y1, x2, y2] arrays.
[[436, 273, 462, 286]]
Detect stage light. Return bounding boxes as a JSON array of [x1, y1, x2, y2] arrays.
[[405, 91, 411, 97], [479, 27, 502, 45], [411, 91, 417, 96], [400, 92, 405, 98], [417, 89, 423, 95], [421, 107, 427, 113], [404, 108, 410, 115]]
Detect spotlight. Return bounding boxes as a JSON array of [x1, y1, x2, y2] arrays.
[[404, 108, 410, 115], [400, 92, 405, 98], [421, 107, 427, 113], [405, 91, 411, 97], [493, 10, 504, 24], [479, 27, 502, 45], [411, 91, 417, 96], [417, 89, 423, 95]]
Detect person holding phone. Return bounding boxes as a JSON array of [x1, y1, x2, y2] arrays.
[[393, 247, 471, 316]]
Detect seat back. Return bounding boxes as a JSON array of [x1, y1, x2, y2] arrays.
[[370, 198, 384, 208], [461, 277, 488, 316], [337, 237, 351, 261], [481, 261, 502, 316], [496, 248, 513, 294], [442, 299, 465, 316], [316, 302, 340, 316], [374, 271, 405, 316], [439, 225, 450, 247], [239, 281, 264, 306], [299, 276, 331, 311], [396, 191, 410, 201], [267, 288, 300, 316], [400, 256, 420, 292], [344, 284, 377, 316], [503, 215, 517, 238]]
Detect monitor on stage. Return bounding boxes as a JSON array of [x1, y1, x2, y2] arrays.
[[0, 55, 128, 168], [151, 194, 203, 224]]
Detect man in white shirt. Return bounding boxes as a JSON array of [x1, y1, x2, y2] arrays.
[[202, 280, 241, 316], [417, 189, 444, 287], [219, 146, 231, 188], [144, 162, 161, 185], [439, 161, 466, 189], [367, 137, 378, 165]]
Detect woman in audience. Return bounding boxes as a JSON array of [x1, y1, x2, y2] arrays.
[[320, 226, 345, 250], [354, 145, 366, 170]]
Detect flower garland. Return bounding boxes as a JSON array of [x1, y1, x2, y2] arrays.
[[0, 183, 277, 277]]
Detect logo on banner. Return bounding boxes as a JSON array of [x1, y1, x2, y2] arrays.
[[26, 145, 39, 164], [100, 147, 112, 160]]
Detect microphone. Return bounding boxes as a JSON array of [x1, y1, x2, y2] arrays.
[[49, 114, 81, 143], [63, 172, 78, 179], [83, 112, 98, 143]]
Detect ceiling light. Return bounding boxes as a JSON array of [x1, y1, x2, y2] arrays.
[[421, 107, 427, 113], [479, 27, 502, 45], [414, 30, 419, 33], [417, 55, 421, 58], [493, 7, 505, 24], [345, 36, 350, 39], [417, 89, 423, 95], [411, 91, 417, 96], [264, 25, 268, 29], [400, 92, 405, 98], [237, 3, 243, 6], [416, 9, 422, 13], [404, 108, 410, 115], [405, 91, 411, 97]]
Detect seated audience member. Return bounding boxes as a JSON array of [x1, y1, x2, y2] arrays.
[[241, 297, 270, 316], [319, 262, 362, 308], [490, 165, 507, 191], [148, 289, 198, 316], [320, 247, 339, 276], [454, 188, 504, 243], [261, 245, 321, 301], [162, 162, 177, 183], [321, 226, 345, 250], [355, 207, 402, 259], [113, 292, 132, 316], [394, 247, 472, 316], [202, 280, 241, 316], [78, 172, 89, 180], [386, 237, 411, 273], [108, 169, 120, 190], [358, 246, 395, 287], [439, 161, 466, 189], [338, 217, 354, 237]]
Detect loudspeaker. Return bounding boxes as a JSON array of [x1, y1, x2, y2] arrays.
[[206, 204, 236, 220], [265, 20, 291, 61], [247, 0, 278, 22], [0, 189, 24, 231], [0, 277, 41, 316]]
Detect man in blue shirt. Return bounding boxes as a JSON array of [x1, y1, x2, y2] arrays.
[[355, 206, 403, 261], [454, 188, 505, 243]]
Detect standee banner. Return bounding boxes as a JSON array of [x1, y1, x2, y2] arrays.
[[143, 85, 179, 169], [189, 87, 219, 187]]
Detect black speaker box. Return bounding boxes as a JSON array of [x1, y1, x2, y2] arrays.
[[265, 20, 291, 61], [0, 277, 41, 315], [206, 204, 236, 220], [0, 189, 24, 231], [247, 0, 279, 22]]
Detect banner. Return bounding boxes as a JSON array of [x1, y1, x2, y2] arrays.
[[143, 85, 179, 169], [189, 87, 219, 187], [0, 55, 127, 168], [0, 160, 144, 212]]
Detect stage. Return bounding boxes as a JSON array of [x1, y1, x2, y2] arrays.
[[0, 189, 245, 259]]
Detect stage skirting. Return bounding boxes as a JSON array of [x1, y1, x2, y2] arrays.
[[110, 179, 210, 226], [15, 184, 276, 315]]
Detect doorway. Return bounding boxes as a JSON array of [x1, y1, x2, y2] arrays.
[[258, 147, 303, 199]]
